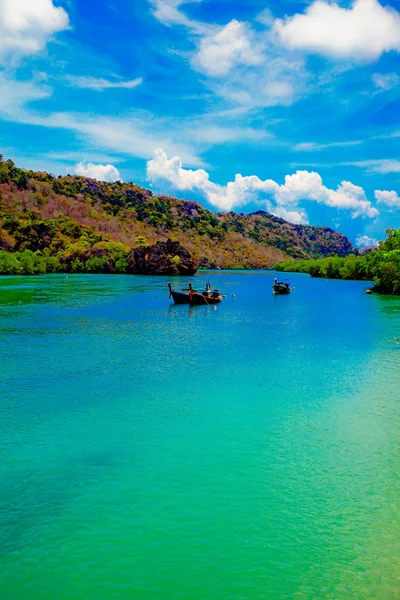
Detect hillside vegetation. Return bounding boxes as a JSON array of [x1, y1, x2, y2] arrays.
[[274, 228, 400, 295], [0, 156, 355, 275]]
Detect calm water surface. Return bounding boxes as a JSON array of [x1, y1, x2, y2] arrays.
[[1, 272, 400, 599]]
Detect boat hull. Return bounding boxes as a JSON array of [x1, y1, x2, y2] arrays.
[[189, 292, 222, 305], [170, 290, 191, 304], [273, 284, 291, 295]]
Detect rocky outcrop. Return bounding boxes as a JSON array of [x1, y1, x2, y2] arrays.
[[127, 239, 197, 275], [198, 257, 218, 270]]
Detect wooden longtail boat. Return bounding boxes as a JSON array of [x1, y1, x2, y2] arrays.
[[168, 281, 223, 305], [272, 278, 293, 295]]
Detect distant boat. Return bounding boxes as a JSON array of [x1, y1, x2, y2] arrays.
[[168, 281, 223, 305], [272, 278, 293, 295]]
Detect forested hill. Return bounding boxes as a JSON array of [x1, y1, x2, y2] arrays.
[[0, 157, 355, 272]]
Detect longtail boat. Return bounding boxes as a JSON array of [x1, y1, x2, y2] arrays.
[[168, 281, 223, 305], [272, 278, 293, 295]]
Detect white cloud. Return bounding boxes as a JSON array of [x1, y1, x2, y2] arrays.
[[0, 0, 69, 62], [374, 130, 400, 140], [327, 180, 378, 218], [68, 76, 143, 91], [262, 81, 294, 106], [151, 0, 399, 114], [195, 22, 308, 107], [0, 71, 51, 113], [36, 113, 204, 165], [147, 147, 211, 190], [260, 55, 307, 107], [189, 124, 268, 144], [372, 72, 400, 92], [147, 148, 379, 220], [194, 20, 262, 77], [204, 47, 307, 109], [294, 140, 362, 152], [0, 71, 273, 166], [147, 148, 277, 211], [270, 206, 308, 225], [271, 172, 378, 219], [151, 1, 308, 108], [348, 159, 400, 173], [356, 234, 378, 247], [206, 173, 277, 212], [275, 0, 400, 61], [74, 161, 122, 182], [14, 109, 203, 165], [150, 0, 187, 25], [149, 0, 207, 33], [375, 189, 400, 208], [0, 72, 204, 166], [151, 0, 307, 107]]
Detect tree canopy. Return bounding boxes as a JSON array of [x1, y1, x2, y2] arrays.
[[274, 228, 400, 295]]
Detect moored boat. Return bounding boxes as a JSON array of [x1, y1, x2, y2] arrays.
[[168, 281, 223, 305], [272, 278, 293, 295], [188, 282, 223, 305]]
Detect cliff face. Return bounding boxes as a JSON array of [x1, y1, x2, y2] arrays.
[[0, 157, 355, 270]]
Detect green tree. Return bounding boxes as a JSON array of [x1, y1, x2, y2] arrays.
[[0, 251, 21, 274], [134, 235, 148, 247]]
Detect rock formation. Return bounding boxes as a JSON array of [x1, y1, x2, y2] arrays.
[[127, 239, 197, 275]]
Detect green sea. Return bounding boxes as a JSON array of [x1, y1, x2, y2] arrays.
[[1, 272, 400, 599]]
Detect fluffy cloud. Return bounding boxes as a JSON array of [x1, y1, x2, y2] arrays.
[[275, 0, 400, 61], [147, 148, 210, 190], [68, 76, 143, 91], [375, 190, 400, 208], [194, 20, 262, 77], [271, 172, 378, 218], [74, 162, 122, 182], [0, 0, 69, 61], [271, 206, 308, 225], [356, 234, 378, 247], [147, 148, 379, 221]]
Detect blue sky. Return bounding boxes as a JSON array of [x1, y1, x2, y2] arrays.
[[1, 0, 400, 246]]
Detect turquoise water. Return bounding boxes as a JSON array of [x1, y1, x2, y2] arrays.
[[1, 272, 400, 599]]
